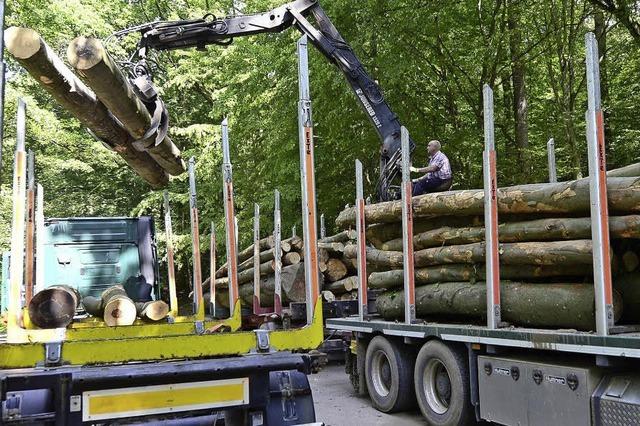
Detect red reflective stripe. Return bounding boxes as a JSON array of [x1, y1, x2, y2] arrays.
[[404, 182, 415, 306], [596, 111, 613, 304], [489, 151, 501, 304]]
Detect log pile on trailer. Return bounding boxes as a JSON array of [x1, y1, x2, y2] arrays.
[[328, 164, 640, 331]]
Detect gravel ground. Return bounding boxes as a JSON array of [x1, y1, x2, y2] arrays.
[[309, 363, 424, 426]]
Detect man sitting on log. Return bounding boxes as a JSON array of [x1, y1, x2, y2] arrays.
[[410, 139, 453, 195]]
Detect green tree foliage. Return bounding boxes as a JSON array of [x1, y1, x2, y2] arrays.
[[1, 0, 640, 290]]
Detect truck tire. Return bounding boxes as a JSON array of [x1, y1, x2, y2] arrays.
[[364, 336, 416, 413], [414, 340, 474, 426]]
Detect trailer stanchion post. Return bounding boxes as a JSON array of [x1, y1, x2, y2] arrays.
[[355, 159, 368, 321], [400, 126, 416, 324], [252, 203, 263, 314], [188, 157, 204, 319], [292, 225, 296, 238], [222, 118, 240, 311], [7, 98, 27, 339], [210, 223, 216, 317], [320, 213, 326, 240], [273, 189, 283, 314], [35, 183, 44, 294], [0, 1, 7, 183], [547, 138, 557, 183], [163, 191, 178, 318], [483, 84, 501, 329], [24, 150, 35, 306], [585, 32, 614, 336], [298, 35, 320, 324]]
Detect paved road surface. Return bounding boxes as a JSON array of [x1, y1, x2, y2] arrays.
[[309, 363, 424, 426]]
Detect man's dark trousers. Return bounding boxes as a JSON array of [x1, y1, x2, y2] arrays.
[[412, 176, 447, 196]]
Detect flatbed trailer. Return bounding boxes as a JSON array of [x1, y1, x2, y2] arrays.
[[327, 33, 640, 425]]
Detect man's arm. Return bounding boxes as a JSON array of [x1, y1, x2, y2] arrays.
[[410, 165, 438, 174]]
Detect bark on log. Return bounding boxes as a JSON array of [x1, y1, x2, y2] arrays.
[[237, 236, 275, 264], [236, 248, 277, 274], [318, 242, 345, 255], [215, 263, 321, 307], [324, 258, 348, 282], [320, 230, 357, 244], [282, 252, 302, 266], [608, 162, 640, 177], [368, 264, 592, 290], [135, 300, 169, 321], [366, 216, 483, 248], [101, 285, 137, 326], [82, 295, 102, 317], [345, 240, 594, 268], [324, 276, 358, 294], [375, 282, 623, 330], [614, 273, 640, 322], [622, 251, 639, 272], [28, 285, 80, 328], [336, 177, 640, 228], [67, 37, 185, 176], [4, 27, 168, 188], [237, 261, 275, 285], [381, 216, 640, 251]]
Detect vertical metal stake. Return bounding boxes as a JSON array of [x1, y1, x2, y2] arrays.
[[547, 138, 557, 183], [400, 126, 416, 324], [188, 157, 204, 318], [252, 203, 263, 314], [320, 214, 326, 240], [0, 1, 7, 184], [298, 35, 320, 324], [273, 189, 283, 314], [209, 223, 216, 317], [163, 191, 178, 318], [355, 160, 368, 321], [24, 150, 35, 306], [483, 84, 501, 329], [7, 98, 27, 339], [291, 225, 296, 238], [35, 183, 44, 294], [222, 118, 240, 312], [585, 32, 614, 335]]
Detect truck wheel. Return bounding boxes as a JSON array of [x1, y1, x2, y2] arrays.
[[414, 340, 474, 426], [365, 336, 416, 413]]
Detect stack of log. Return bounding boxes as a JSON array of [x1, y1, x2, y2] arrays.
[[328, 169, 640, 331], [4, 27, 185, 188], [208, 231, 362, 309], [28, 284, 169, 328]]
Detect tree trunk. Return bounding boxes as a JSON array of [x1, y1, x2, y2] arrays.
[[4, 27, 168, 188], [608, 163, 640, 177], [67, 37, 185, 176], [345, 240, 594, 268], [82, 295, 102, 317], [101, 285, 137, 326], [381, 215, 640, 251], [324, 258, 348, 282], [282, 252, 302, 266], [375, 281, 623, 330], [614, 272, 640, 322], [135, 300, 169, 321], [507, 0, 529, 158], [324, 276, 358, 294], [368, 263, 592, 289], [322, 290, 336, 303], [318, 242, 345, 255], [320, 230, 357, 243], [28, 285, 80, 328], [336, 177, 640, 228]]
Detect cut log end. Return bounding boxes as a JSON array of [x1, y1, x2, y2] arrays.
[[136, 300, 169, 321], [67, 36, 104, 70], [4, 27, 41, 59], [103, 297, 137, 326], [28, 286, 78, 328]]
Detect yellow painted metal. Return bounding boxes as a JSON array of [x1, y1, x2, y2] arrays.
[[84, 378, 248, 421], [0, 298, 324, 369], [12, 301, 242, 342]]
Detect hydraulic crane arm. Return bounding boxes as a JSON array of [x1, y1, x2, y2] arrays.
[[133, 0, 412, 200]]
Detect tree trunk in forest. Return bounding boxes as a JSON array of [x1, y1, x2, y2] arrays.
[[67, 37, 185, 176], [345, 240, 594, 268], [336, 177, 640, 227], [381, 215, 640, 251], [324, 258, 348, 282], [375, 281, 623, 330], [594, 7, 612, 153], [135, 300, 169, 321], [4, 27, 168, 188], [28, 285, 80, 328], [101, 285, 137, 326], [368, 263, 592, 290], [507, 0, 529, 176]]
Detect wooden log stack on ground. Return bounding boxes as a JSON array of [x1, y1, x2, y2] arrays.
[[328, 165, 640, 331]]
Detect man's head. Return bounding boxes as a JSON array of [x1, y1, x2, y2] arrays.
[[427, 139, 441, 156]]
